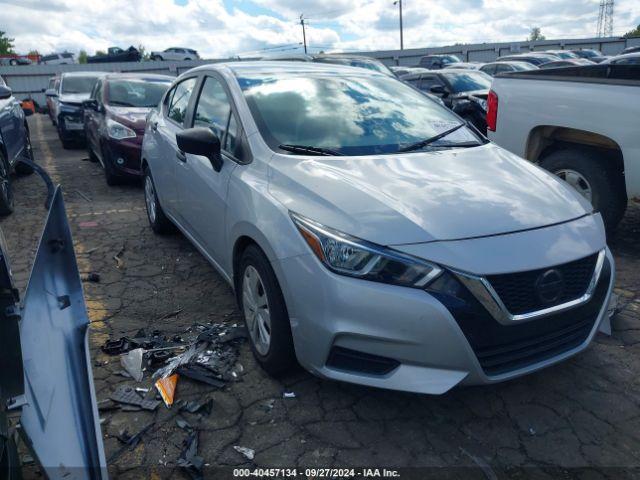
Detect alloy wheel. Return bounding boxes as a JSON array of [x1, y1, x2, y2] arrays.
[[242, 265, 272, 356], [555, 168, 593, 203], [0, 157, 12, 207], [144, 175, 157, 224]]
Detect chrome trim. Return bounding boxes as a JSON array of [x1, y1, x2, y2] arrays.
[[454, 249, 606, 325]]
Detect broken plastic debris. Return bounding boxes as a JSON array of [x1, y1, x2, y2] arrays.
[[110, 384, 160, 411], [283, 391, 296, 399], [176, 418, 193, 431], [233, 445, 255, 460], [121, 348, 145, 382], [80, 272, 101, 283], [155, 374, 179, 408], [177, 364, 226, 388], [178, 432, 204, 480]]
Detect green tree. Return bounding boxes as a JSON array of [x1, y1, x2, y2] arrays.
[[623, 24, 640, 38], [0, 31, 16, 55], [78, 50, 88, 63], [95, 50, 107, 57], [528, 27, 546, 42]]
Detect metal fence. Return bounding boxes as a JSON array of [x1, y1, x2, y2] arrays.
[[0, 59, 216, 106], [354, 36, 640, 66]]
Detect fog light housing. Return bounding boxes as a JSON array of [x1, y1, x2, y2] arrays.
[[116, 158, 125, 165]]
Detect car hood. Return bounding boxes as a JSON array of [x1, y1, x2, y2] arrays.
[[268, 143, 591, 245], [13, 188, 107, 477], [58, 92, 91, 105], [108, 106, 152, 133]]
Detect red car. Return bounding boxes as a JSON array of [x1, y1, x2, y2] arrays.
[[83, 73, 172, 185]]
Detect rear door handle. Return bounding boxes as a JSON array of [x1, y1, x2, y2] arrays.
[[176, 150, 186, 162]]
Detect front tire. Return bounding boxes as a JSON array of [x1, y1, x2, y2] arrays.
[[15, 127, 35, 175], [143, 166, 174, 234], [238, 245, 296, 375], [101, 144, 123, 186], [0, 151, 14, 216], [539, 148, 627, 232]]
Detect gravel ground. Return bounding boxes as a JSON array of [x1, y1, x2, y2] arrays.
[[2, 114, 640, 478]]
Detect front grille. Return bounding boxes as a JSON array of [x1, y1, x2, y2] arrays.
[[429, 258, 610, 376], [487, 253, 598, 315]]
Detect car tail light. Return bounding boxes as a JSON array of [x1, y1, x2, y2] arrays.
[[487, 90, 498, 132]]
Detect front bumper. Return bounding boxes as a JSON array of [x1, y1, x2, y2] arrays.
[[57, 110, 85, 141], [275, 245, 614, 395], [103, 136, 144, 178]]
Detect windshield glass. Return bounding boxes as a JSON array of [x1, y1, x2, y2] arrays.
[[61, 75, 101, 94], [237, 72, 480, 156], [441, 71, 492, 92], [107, 79, 172, 107], [513, 62, 538, 71], [578, 50, 600, 58]]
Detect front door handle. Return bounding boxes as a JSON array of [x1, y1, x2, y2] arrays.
[[176, 150, 186, 162]]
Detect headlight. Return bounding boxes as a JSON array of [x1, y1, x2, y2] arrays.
[[107, 118, 136, 140], [290, 212, 442, 288]]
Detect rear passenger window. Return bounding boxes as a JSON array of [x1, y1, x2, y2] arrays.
[[167, 77, 196, 125], [193, 76, 239, 154]]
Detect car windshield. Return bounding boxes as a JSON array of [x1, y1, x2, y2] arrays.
[[237, 71, 480, 156], [61, 75, 100, 94], [577, 50, 601, 58], [107, 79, 172, 108], [441, 71, 492, 92]]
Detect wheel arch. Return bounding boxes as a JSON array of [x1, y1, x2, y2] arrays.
[[525, 125, 625, 188]]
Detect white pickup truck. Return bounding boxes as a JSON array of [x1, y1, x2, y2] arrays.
[[487, 64, 639, 230]]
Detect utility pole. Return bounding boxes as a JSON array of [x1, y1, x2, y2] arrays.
[[393, 0, 404, 50], [300, 14, 307, 53]]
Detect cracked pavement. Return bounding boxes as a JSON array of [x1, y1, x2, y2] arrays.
[[2, 115, 640, 478]]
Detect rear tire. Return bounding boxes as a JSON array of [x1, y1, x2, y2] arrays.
[[0, 151, 14, 217], [237, 245, 296, 375], [539, 147, 626, 232], [143, 166, 174, 234]]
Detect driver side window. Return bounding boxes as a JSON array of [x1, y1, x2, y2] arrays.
[[193, 76, 239, 155], [167, 77, 197, 125]]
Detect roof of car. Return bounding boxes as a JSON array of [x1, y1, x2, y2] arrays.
[[104, 73, 173, 81], [60, 71, 108, 78], [196, 61, 392, 77]]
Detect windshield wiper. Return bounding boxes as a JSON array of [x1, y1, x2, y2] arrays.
[[279, 144, 344, 156], [397, 123, 468, 153]]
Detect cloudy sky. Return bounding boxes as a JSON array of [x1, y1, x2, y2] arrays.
[[1, 0, 639, 58]]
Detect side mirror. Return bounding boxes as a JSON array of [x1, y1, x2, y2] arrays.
[[0, 86, 12, 100], [45, 89, 58, 97], [430, 85, 447, 96], [176, 127, 223, 172], [83, 99, 98, 111]]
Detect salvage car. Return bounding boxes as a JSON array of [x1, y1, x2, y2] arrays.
[[151, 47, 200, 61], [0, 76, 34, 215], [479, 61, 538, 76], [488, 63, 640, 230], [261, 53, 395, 77], [88, 46, 140, 63], [496, 52, 558, 66], [418, 54, 461, 69], [603, 52, 640, 65], [39, 52, 77, 65], [539, 58, 595, 69], [400, 69, 492, 133], [443, 62, 483, 70], [83, 73, 173, 185], [569, 49, 608, 63], [0, 164, 107, 478], [43, 76, 60, 123], [140, 62, 614, 394], [46, 71, 106, 148]]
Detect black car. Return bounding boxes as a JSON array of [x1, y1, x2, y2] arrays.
[[0, 75, 34, 215], [539, 58, 595, 69], [622, 45, 640, 55], [45, 72, 106, 148], [87, 46, 141, 63], [418, 54, 462, 69], [400, 69, 492, 133]]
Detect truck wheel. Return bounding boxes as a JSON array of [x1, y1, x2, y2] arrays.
[[0, 151, 14, 216], [539, 148, 626, 231], [237, 245, 297, 376], [15, 128, 35, 175]]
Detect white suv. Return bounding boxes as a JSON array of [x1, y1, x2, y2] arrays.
[[150, 48, 199, 61], [40, 52, 77, 65]]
